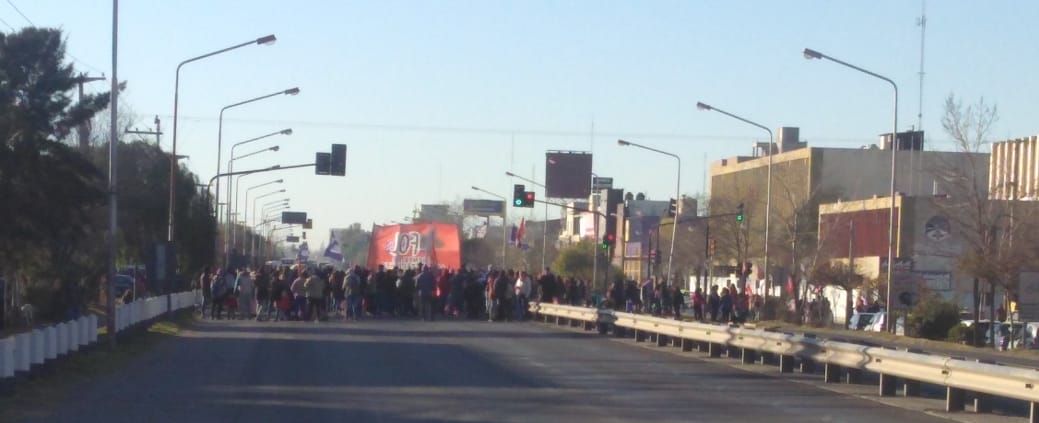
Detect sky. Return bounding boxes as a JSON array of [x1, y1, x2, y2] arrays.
[[4, 0, 1038, 243]]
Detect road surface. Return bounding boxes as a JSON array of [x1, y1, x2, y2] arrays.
[[14, 317, 947, 423]]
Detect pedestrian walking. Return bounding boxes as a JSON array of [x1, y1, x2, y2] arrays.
[[416, 265, 436, 321], [235, 268, 254, 320]]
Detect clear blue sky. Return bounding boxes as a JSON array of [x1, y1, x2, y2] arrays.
[[6, 0, 1038, 241]]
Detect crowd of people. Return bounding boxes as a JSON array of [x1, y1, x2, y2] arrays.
[[194, 264, 593, 323], [607, 278, 764, 324], [194, 262, 771, 326]]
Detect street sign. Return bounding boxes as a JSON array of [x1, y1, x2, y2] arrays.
[[281, 211, 308, 224], [286, 235, 300, 243], [463, 199, 505, 216], [592, 176, 613, 190]]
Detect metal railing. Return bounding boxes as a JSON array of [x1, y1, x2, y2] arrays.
[[531, 302, 1039, 421]]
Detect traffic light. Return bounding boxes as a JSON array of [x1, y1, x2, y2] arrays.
[[512, 184, 535, 208], [600, 233, 616, 250], [736, 202, 745, 222], [708, 238, 716, 256], [513, 184, 525, 206], [315, 152, 331, 175], [668, 198, 678, 217], [330, 144, 347, 176]]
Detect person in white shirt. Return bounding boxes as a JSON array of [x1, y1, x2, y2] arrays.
[[235, 269, 255, 319], [514, 271, 532, 321]]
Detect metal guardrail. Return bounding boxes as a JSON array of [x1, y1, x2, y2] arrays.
[[0, 289, 200, 394], [531, 302, 1039, 421]]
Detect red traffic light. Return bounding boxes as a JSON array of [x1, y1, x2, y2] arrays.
[[525, 192, 534, 200]]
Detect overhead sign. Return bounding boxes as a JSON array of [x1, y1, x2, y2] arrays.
[[545, 151, 593, 199], [592, 176, 613, 190], [281, 211, 308, 224], [286, 235, 300, 243], [463, 199, 505, 216]]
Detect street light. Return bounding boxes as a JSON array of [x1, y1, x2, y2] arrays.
[[697, 101, 775, 299], [472, 185, 509, 270], [617, 139, 681, 287], [505, 171, 551, 271], [215, 87, 299, 234], [168, 34, 277, 243], [225, 145, 280, 261], [242, 180, 283, 256], [245, 182, 284, 229], [803, 47, 899, 332]]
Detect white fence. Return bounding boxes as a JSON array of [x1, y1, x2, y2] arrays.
[[532, 303, 1039, 422], [0, 290, 198, 389]]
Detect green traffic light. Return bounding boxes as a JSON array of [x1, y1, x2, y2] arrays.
[[736, 214, 744, 222], [514, 199, 522, 206]]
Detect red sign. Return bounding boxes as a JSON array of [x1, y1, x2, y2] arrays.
[[367, 223, 461, 270]]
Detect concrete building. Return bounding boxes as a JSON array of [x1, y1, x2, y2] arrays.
[[708, 129, 987, 287], [990, 135, 1039, 200]]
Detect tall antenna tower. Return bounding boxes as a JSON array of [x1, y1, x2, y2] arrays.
[[916, 0, 927, 131]]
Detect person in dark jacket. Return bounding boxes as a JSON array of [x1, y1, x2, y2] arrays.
[[670, 285, 684, 320], [719, 288, 733, 322], [416, 265, 437, 321], [708, 285, 721, 322]]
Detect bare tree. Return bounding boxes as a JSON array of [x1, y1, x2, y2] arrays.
[[932, 94, 1035, 330]]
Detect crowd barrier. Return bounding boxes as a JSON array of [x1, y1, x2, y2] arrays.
[[532, 302, 1039, 422], [0, 290, 199, 393]]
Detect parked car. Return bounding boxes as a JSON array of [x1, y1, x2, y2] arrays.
[[848, 311, 906, 335], [961, 320, 1036, 349], [113, 274, 134, 299]]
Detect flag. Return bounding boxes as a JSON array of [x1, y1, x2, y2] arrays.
[[323, 230, 343, 261], [515, 218, 526, 247]]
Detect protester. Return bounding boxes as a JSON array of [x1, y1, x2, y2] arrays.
[[304, 269, 327, 322], [416, 265, 436, 321], [235, 268, 254, 320]]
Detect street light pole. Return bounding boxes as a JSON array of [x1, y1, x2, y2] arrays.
[[506, 171, 550, 271], [223, 145, 279, 264], [216, 87, 299, 246], [106, 0, 119, 347], [169, 34, 277, 243], [472, 186, 508, 270], [697, 101, 775, 299], [617, 140, 681, 287], [804, 47, 899, 332]]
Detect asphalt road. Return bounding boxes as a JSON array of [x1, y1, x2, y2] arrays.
[[13, 316, 948, 423]]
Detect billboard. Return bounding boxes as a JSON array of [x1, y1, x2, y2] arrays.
[[281, 211, 308, 224], [545, 151, 592, 199], [463, 199, 505, 216], [367, 222, 462, 270]]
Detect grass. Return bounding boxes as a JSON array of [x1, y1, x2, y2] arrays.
[[0, 311, 193, 422]]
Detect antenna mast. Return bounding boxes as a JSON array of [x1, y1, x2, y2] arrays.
[[917, 0, 927, 131]]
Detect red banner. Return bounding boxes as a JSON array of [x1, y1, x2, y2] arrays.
[[366, 223, 461, 270]]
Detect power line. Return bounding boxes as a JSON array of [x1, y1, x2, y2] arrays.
[[4, 0, 32, 26], [0, 15, 13, 30], [156, 113, 882, 145], [5, 0, 33, 26]]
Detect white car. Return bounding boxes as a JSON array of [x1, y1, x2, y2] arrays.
[[848, 311, 905, 336]]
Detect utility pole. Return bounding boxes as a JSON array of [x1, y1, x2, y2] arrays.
[[125, 119, 162, 146], [106, 0, 119, 348], [73, 73, 106, 153]]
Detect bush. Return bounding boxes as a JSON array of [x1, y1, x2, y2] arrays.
[[907, 298, 961, 340], [947, 324, 971, 344]]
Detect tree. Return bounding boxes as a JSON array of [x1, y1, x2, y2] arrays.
[[551, 240, 622, 293], [809, 261, 863, 324], [932, 94, 1034, 323], [0, 28, 111, 282]]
